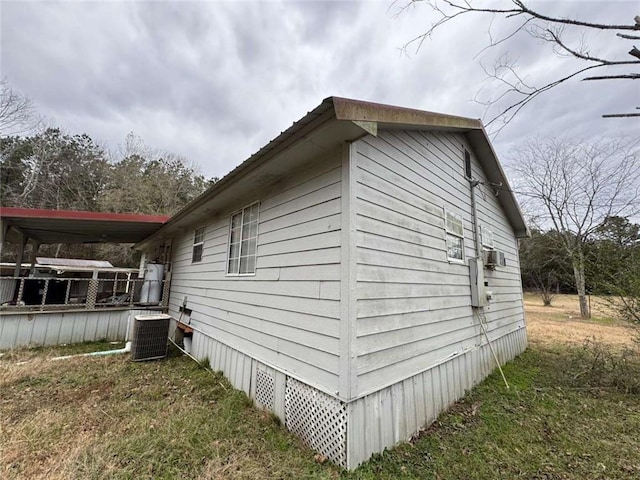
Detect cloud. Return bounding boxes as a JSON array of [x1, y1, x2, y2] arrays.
[[1, 0, 637, 181]]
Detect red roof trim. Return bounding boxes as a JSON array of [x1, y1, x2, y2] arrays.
[[0, 207, 169, 224]]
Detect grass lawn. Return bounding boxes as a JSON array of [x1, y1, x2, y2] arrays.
[[1, 344, 340, 480], [2, 295, 639, 479], [347, 346, 640, 479]]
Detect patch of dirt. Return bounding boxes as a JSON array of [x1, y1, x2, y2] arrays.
[[524, 294, 637, 348]]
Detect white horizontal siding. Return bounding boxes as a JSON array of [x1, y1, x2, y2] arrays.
[[167, 152, 343, 395], [353, 130, 525, 396]]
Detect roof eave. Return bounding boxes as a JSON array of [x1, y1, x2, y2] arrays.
[[332, 96, 483, 131], [135, 98, 341, 250], [464, 128, 529, 238], [137, 96, 529, 248], [331, 97, 528, 236]]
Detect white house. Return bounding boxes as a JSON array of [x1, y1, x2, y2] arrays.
[[136, 97, 529, 469]]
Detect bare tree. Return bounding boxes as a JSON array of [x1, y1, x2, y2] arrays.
[[398, 1, 640, 129], [101, 133, 208, 216], [520, 229, 572, 306], [509, 136, 640, 318], [0, 79, 41, 134], [1, 129, 109, 210]]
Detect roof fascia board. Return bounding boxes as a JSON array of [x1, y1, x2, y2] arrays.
[[137, 96, 530, 248], [332, 96, 482, 130], [0, 207, 168, 224]]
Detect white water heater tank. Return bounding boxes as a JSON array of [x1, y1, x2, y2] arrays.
[[139, 263, 164, 304]]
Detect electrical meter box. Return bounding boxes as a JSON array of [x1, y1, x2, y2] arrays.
[[469, 258, 487, 308]]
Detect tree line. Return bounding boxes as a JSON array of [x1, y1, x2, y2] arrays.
[[520, 216, 640, 324], [1, 129, 213, 266], [512, 136, 639, 325], [1, 80, 213, 265], [1, 129, 212, 215], [509, 137, 640, 319]]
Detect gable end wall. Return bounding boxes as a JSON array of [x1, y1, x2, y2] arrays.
[[352, 129, 526, 396]]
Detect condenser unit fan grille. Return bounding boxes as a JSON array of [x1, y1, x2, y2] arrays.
[[131, 314, 171, 361]]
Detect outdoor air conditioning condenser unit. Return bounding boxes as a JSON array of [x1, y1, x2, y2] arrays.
[[131, 313, 171, 361]]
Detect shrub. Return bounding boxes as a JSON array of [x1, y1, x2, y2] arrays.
[[567, 338, 640, 394]]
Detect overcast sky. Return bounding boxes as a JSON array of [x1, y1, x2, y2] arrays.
[[1, 0, 638, 181]]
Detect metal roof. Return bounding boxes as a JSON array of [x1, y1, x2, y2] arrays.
[[0, 207, 169, 245], [0, 261, 138, 274], [36, 257, 114, 268], [135, 96, 528, 249]]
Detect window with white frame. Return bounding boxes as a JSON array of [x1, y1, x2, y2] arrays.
[[227, 202, 259, 275], [445, 209, 465, 262], [192, 226, 205, 263], [481, 226, 495, 250]]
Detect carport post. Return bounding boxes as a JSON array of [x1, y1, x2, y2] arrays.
[[0, 220, 9, 257], [14, 232, 28, 278], [138, 251, 147, 277], [29, 240, 41, 275]]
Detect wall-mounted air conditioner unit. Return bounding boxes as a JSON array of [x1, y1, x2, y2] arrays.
[[484, 249, 506, 268]]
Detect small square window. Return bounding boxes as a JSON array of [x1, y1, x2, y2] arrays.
[[445, 209, 464, 262], [481, 226, 494, 249], [227, 202, 259, 275], [192, 226, 205, 263]]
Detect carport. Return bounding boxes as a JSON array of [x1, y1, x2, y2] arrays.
[[0, 207, 168, 276], [0, 207, 171, 349]]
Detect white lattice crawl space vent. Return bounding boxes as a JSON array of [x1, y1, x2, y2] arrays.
[[255, 369, 275, 411], [285, 377, 347, 467]]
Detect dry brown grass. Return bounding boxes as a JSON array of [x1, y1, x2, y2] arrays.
[[0, 345, 337, 480], [1, 355, 120, 479], [524, 293, 637, 348]]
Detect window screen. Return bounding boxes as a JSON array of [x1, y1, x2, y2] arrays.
[[445, 210, 464, 262], [192, 227, 205, 263], [227, 202, 259, 275]]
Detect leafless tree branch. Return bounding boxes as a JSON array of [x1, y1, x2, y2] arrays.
[[508, 136, 640, 317], [0, 79, 42, 135], [602, 113, 640, 118], [618, 33, 640, 40], [398, 1, 640, 129], [583, 74, 640, 80], [483, 62, 611, 132], [404, 0, 640, 33]]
